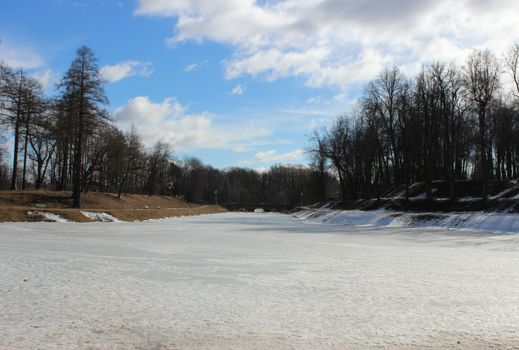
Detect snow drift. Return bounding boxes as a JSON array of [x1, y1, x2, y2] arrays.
[[27, 211, 68, 223], [81, 211, 121, 222], [294, 208, 519, 234]]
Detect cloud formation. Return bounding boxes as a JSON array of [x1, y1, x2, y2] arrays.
[[251, 149, 305, 163], [112, 96, 271, 152], [135, 0, 519, 87], [182, 60, 208, 72], [230, 84, 245, 95], [31, 69, 59, 90], [182, 63, 197, 72], [100, 60, 154, 82], [0, 40, 43, 69]]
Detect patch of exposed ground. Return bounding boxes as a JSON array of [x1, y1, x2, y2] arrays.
[[0, 190, 225, 222]]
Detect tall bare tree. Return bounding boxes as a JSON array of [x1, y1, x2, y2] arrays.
[[465, 50, 499, 198], [365, 68, 407, 183], [20, 78, 46, 189], [308, 129, 329, 202], [0, 69, 41, 190], [59, 46, 107, 207], [29, 111, 55, 189]]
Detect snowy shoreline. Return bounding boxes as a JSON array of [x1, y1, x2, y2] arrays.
[[294, 208, 519, 234]]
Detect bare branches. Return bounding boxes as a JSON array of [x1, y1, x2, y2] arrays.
[[504, 43, 519, 98]]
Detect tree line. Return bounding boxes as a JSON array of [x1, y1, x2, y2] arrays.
[[0, 46, 336, 207], [310, 45, 519, 201], [4, 44, 518, 207]]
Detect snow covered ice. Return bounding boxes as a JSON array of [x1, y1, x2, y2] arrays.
[[1, 213, 519, 349]]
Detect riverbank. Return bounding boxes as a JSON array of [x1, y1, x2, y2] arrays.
[[0, 190, 226, 222]]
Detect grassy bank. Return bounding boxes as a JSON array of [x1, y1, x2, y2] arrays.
[[0, 205, 226, 223], [0, 190, 226, 222]]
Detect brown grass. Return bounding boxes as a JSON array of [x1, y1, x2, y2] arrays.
[[0, 190, 189, 209], [0, 190, 226, 223], [0, 208, 37, 222]]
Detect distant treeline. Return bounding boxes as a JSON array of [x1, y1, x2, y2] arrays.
[[2, 45, 519, 207], [309, 45, 519, 200], [0, 46, 337, 207]]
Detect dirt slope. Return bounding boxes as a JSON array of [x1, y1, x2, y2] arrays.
[[0, 190, 190, 209], [0, 190, 224, 222]]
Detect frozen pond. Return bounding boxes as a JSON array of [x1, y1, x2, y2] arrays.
[[1, 213, 519, 349]]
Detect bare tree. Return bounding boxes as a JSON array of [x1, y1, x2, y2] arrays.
[[21, 78, 46, 189], [119, 126, 145, 197], [308, 129, 328, 202], [364, 68, 407, 183], [29, 113, 55, 189], [59, 46, 107, 207], [145, 141, 172, 196], [0, 69, 42, 190], [504, 43, 519, 97], [465, 50, 500, 198]]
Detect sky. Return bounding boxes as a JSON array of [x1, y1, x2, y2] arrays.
[[1, 0, 518, 169]]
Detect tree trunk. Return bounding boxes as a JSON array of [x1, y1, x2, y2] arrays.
[[479, 108, 488, 199], [72, 82, 85, 207], [10, 117, 20, 190], [22, 112, 30, 190]]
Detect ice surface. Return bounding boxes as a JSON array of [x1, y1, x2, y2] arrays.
[[1, 213, 519, 349]]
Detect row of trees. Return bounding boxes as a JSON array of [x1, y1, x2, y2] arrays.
[[1, 47, 108, 207], [0, 46, 336, 207], [310, 45, 519, 200], [6, 44, 519, 206], [177, 160, 337, 206]]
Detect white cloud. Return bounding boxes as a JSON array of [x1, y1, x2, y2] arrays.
[[31, 69, 59, 89], [0, 40, 43, 69], [135, 0, 519, 87], [182, 60, 208, 72], [100, 60, 154, 82], [182, 63, 197, 72], [112, 96, 271, 151], [281, 108, 336, 117], [251, 149, 305, 163], [230, 84, 245, 95]]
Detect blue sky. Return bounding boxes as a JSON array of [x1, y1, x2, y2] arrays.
[[1, 0, 518, 169]]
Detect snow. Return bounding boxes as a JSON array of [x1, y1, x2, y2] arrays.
[[27, 211, 69, 223], [409, 188, 437, 201], [294, 208, 519, 234], [458, 196, 481, 202], [81, 211, 121, 222], [1, 213, 519, 349], [409, 192, 427, 200], [489, 186, 518, 199]]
